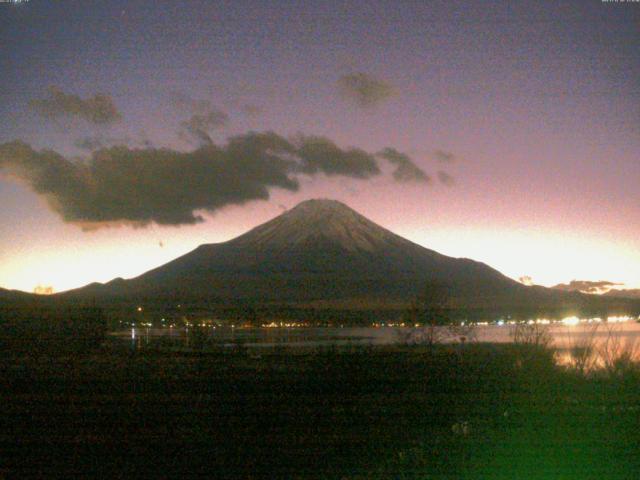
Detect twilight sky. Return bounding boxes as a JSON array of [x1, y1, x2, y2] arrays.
[[0, 0, 638, 293]]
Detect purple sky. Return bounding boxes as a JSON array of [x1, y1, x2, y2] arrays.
[[1, 0, 638, 293]]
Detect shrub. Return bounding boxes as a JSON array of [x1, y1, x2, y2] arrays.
[[0, 304, 107, 354], [509, 322, 556, 375]]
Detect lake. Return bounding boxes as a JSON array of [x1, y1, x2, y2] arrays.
[[114, 317, 640, 365]]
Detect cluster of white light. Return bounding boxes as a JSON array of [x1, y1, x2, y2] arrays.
[[492, 315, 637, 327], [263, 321, 307, 328], [372, 322, 410, 328], [123, 314, 639, 331], [561, 316, 580, 326]]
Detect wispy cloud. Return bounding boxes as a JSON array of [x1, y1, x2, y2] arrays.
[[179, 109, 229, 146], [437, 170, 455, 186], [30, 86, 121, 125], [241, 104, 263, 117], [337, 72, 396, 108], [434, 150, 455, 163], [171, 92, 230, 146], [377, 148, 430, 183]]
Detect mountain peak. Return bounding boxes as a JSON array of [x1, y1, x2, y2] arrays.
[[287, 198, 353, 214], [230, 198, 394, 252], [280, 198, 364, 225]]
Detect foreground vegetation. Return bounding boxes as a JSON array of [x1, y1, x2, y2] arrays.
[[1, 329, 639, 479]]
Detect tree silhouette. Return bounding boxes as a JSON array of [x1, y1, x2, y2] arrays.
[[402, 282, 453, 346]]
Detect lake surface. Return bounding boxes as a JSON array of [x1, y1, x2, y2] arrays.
[[114, 318, 640, 364]]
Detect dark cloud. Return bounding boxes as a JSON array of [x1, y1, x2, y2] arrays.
[[294, 135, 380, 179], [551, 280, 623, 294], [180, 109, 229, 146], [337, 72, 396, 108], [0, 132, 400, 229], [377, 148, 430, 183], [437, 170, 455, 186], [30, 86, 121, 125], [434, 150, 455, 163], [74, 135, 132, 151]]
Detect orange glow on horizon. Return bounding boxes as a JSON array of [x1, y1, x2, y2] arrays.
[[2, 223, 639, 294]]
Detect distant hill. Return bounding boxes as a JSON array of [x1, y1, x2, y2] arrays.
[[0, 287, 35, 302], [604, 289, 640, 299], [58, 199, 640, 318]]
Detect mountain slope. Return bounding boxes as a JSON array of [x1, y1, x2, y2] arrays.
[[61, 199, 639, 314], [94, 200, 518, 304]]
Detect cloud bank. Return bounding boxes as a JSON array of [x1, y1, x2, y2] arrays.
[[33, 285, 54, 295], [30, 87, 121, 125], [518, 276, 534, 286], [551, 280, 623, 294], [0, 132, 428, 229], [337, 72, 396, 108]]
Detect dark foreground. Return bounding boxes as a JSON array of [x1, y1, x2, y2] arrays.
[[1, 341, 639, 479]]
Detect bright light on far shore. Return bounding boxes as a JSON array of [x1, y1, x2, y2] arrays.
[[561, 316, 580, 326]]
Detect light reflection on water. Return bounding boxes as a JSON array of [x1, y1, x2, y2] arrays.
[[113, 318, 640, 363], [115, 325, 380, 349]]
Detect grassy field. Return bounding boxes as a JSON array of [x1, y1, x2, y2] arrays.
[[1, 339, 639, 479]]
